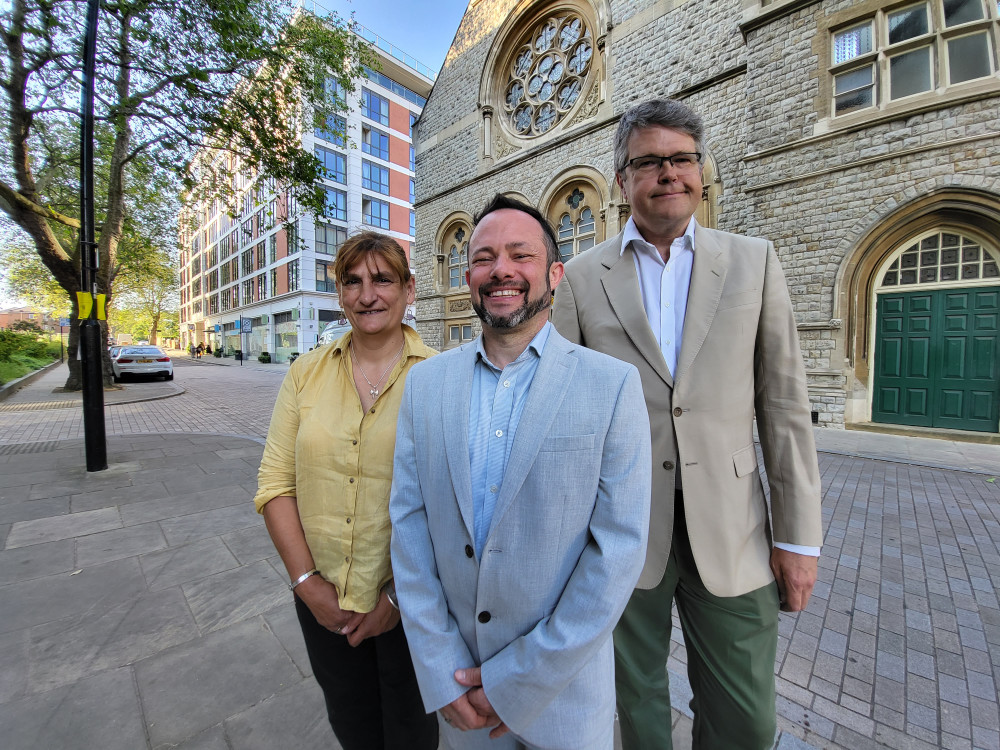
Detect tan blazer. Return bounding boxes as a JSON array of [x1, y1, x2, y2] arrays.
[[551, 224, 822, 597]]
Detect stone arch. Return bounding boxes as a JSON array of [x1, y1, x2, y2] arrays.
[[538, 165, 611, 256], [835, 186, 1000, 387], [433, 211, 475, 294]]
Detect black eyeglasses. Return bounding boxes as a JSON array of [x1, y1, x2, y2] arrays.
[[625, 153, 702, 173]]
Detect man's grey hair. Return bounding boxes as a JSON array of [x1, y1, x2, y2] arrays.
[[613, 99, 706, 175]]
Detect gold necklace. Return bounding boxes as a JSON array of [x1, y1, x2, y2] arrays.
[[351, 339, 404, 400]]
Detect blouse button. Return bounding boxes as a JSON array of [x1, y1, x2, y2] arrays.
[[346, 518, 352, 524], [349, 477, 355, 483], [352, 439, 358, 445]]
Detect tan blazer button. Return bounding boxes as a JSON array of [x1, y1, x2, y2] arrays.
[[673, 407, 683, 417], [478, 611, 491, 623], [663, 461, 674, 470]]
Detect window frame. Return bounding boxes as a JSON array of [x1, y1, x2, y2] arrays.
[[828, 0, 1000, 119], [362, 160, 390, 194], [362, 197, 391, 229]]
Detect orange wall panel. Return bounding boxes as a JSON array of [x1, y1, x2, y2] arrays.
[[390, 202, 410, 237], [389, 170, 411, 202], [389, 101, 411, 136], [276, 264, 289, 295], [389, 134, 411, 171]]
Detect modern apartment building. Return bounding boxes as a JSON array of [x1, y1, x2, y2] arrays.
[[178, 24, 432, 362]]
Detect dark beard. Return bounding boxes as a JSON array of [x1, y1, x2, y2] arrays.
[[472, 282, 552, 330]]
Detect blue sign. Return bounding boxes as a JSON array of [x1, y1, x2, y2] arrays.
[[58, 318, 70, 327], [242, 318, 253, 333], [214, 324, 221, 333]]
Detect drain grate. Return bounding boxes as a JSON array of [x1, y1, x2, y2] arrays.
[[0, 440, 63, 455]]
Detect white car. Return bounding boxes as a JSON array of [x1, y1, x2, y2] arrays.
[[111, 346, 174, 382], [317, 319, 352, 347]]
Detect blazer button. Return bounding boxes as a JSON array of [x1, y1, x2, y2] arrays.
[[663, 461, 674, 470], [465, 544, 474, 558], [673, 407, 683, 417], [478, 611, 491, 623]]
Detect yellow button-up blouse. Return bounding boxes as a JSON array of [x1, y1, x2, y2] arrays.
[[254, 325, 436, 612]]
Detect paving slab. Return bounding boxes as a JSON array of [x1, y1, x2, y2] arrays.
[[74, 521, 169, 567], [181, 558, 287, 633], [223, 679, 335, 750], [134, 617, 301, 747], [5, 506, 121, 548], [0, 538, 75, 585], [0, 667, 146, 750], [26, 585, 199, 694], [140, 536, 242, 591]]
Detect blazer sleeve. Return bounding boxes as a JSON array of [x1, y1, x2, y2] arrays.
[[551, 271, 583, 345], [389, 375, 477, 713], [753, 242, 823, 547], [480, 366, 651, 729]]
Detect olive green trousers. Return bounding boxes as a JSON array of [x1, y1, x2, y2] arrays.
[[614, 495, 780, 750]]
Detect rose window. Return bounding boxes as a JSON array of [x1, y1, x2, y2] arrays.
[[502, 13, 593, 138]]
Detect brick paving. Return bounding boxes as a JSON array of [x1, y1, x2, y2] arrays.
[[1, 358, 998, 749]]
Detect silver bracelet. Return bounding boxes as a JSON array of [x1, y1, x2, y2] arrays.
[[289, 568, 320, 590]]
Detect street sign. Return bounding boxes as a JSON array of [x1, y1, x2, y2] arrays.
[[59, 318, 70, 327], [242, 318, 253, 333]]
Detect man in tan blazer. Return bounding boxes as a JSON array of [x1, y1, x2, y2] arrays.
[[551, 98, 823, 750]]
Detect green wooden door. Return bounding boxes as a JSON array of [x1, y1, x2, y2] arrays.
[[873, 287, 999, 432]]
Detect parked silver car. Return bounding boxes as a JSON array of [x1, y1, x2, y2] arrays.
[[111, 346, 174, 382]]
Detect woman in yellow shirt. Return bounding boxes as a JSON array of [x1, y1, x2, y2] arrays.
[[254, 232, 438, 749]]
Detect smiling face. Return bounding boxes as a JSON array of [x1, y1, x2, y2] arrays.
[[616, 125, 704, 244], [466, 208, 564, 333], [337, 253, 415, 340]]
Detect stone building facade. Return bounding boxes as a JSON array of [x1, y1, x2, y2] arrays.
[[413, 0, 1000, 434]]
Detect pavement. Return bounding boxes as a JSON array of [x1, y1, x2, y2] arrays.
[[0, 360, 998, 750]]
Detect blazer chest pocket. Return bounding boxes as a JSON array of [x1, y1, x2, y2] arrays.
[[539, 433, 596, 452], [732, 444, 758, 477], [718, 289, 759, 311]]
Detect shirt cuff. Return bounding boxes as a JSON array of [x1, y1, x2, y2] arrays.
[[774, 542, 820, 557]]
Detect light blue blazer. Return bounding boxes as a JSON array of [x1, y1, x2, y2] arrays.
[[390, 328, 651, 749]]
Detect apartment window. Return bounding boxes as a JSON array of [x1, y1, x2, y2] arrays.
[[409, 145, 415, 171], [288, 259, 300, 292], [449, 324, 475, 345], [207, 270, 219, 292], [269, 233, 277, 264], [364, 67, 428, 107], [362, 126, 390, 160], [322, 188, 347, 221], [410, 113, 417, 137], [256, 242, 266, 270], [316, 146, 346, 184], [191, 255, 201, 274], [257, 273, 267, 300], [409, 178, 415, 203], [362, 160, 390, 194], [316, 260, 336, 292], [209, 295, 219, 315], [192, 278, 201, 296], [315, 114, 346, 146], [243, 279, 254, 304], [831, 1, 1000, 117], [410, 210, 416, 236], [221, 263, 231, 285], [287, 220, 299, 254], [241, 249, 254, 277], [269, 268, 277, 296], [361, 88, 390, 125], [316, 222, 347, 257], [363, 198, 391, 229]]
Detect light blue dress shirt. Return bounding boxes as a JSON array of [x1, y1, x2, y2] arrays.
[[468, 322, 552, 557]]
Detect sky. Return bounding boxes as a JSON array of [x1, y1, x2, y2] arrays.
[[311, 0, 470, 74]]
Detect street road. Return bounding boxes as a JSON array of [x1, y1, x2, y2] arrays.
[[0, 358, 287, 445]]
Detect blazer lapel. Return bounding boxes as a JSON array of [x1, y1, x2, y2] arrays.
[[601, 236, 674, 388], [675, 225, 727, 385], [485, 332, 576, 544], [443, 344, 477, 541]]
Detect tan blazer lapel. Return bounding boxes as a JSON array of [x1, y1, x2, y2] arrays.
[[601, 240, 674, 388], [675, 225, 728, 385]]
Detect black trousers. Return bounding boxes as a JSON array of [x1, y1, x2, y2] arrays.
[[295, 596, 439, 750]]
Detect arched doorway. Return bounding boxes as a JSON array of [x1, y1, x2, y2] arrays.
[[871, 229, 999, 432]]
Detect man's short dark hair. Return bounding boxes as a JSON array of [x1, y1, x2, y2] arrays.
[[613, 99, 705, 175], [473, 194, 560, 267]]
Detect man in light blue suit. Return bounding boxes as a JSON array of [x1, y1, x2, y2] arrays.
[[390, 194, 651, 750]]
